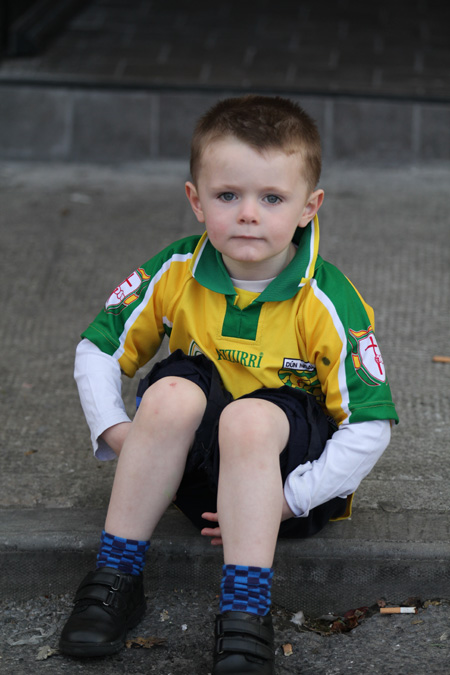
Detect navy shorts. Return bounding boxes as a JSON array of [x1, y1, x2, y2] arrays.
[[137, 350, 347, 538]]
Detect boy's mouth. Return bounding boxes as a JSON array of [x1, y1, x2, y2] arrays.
[[232, 235, 263, 240]]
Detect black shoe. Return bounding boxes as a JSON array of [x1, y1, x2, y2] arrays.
[[59, 567, 146, 657], [213, 611, 275, 674]]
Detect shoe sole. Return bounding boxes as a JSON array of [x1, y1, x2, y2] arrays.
[[59, 599, 147, 658]]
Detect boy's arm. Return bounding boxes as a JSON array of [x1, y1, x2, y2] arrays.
[[100, 422, 132, 456], [74, 339, 132, 460], [283, 419, 391, 517]]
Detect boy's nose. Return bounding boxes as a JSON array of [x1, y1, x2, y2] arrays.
[[237, 199, 259, 224]]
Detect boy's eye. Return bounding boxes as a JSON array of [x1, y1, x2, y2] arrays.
[[219, 192, 236, 202], [264, 194, 281, 204]]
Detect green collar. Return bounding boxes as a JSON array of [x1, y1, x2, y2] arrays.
[[190, 216, 320, 301]]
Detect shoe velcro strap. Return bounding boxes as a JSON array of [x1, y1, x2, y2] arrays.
[[75, 585, 110, 604], [81, 570, 124, 590], [216, 635, 273, 661], [74, 585, 128, 610], [216, 617, 273, 644]]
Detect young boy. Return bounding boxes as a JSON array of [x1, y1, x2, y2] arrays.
[[60, 95, 398, 674]]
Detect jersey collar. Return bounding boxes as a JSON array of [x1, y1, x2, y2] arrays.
[[190, 215, 320, 301]]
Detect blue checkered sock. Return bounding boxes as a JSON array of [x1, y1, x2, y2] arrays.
[[96, 530, 150, 576], [220, 564, 274, 616]]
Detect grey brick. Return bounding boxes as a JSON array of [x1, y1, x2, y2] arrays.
[[333, 99, 415, 162], [420, 104, 450, 160], [71, 91, 155, 161], [289, 95, 327, 129], [158, 93, 222, 159], [0, 86, 71, 160]]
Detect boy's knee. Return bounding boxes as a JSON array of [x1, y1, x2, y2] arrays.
[[220, 398, 267, 430], [139, 376, 206, 422], [219, 398, 289, 454]]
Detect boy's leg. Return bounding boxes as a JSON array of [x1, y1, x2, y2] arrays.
[[217, 398, 289, 568], [211, 388, 345, 674], [212, 398, 289, 675], [60, 375, 207, 657], [105, 376, 207, 540]]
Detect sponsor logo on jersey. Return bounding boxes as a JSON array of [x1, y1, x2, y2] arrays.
[[216, 349, 263, 369], [105, 268, 151, 315], [282, 358, 315, 372], [349, 326, 386, 385]]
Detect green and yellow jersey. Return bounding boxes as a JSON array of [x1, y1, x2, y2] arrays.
[[82, 216, 398, 428]]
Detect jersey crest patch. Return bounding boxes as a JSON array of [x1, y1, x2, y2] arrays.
[[349, 327, 386, 386], [105, 268, 151, 314], [278, 360, 324, 404]]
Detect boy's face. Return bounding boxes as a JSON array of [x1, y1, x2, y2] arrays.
[[186, 136, 324, 280]]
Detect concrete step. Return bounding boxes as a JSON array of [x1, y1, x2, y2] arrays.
[[3, 507, 449, 616]]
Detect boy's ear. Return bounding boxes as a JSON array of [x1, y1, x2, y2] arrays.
[[298, 189, 324, 228], [185, 181, 205, 223]]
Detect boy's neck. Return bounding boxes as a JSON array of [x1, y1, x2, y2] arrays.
[[230, 276, 275, 293], [222, 242, 297, 281]]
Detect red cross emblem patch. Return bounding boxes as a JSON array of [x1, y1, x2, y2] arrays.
[[105, 267, 151, 315], [349, 327, 386, 386]]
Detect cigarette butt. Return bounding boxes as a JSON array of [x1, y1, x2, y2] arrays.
[[380, 607, 417, 614], [282, 643, 293, 656], [432, 355, 450, 363]]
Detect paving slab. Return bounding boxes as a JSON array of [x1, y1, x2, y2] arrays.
[[0, 159, 449, 621]]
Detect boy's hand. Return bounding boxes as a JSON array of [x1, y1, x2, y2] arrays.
[[201, 499, 295, 547], [201, 512, 223, 546]]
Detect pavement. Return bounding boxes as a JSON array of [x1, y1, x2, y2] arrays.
[[0, 1, 449, 672]]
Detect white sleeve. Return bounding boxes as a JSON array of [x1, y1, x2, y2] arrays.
[[283, 419, 391, 517], [74, 339, 132, 460]]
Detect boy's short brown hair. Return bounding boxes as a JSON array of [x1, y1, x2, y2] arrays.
[[190, 95, 322, 193]]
